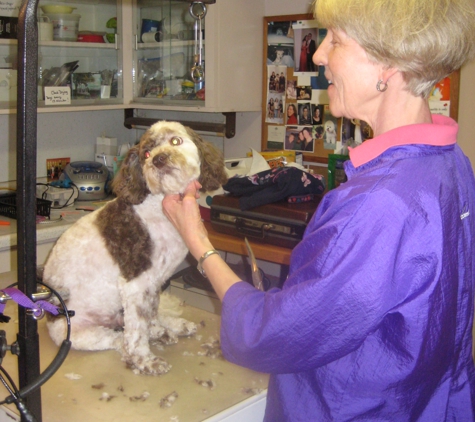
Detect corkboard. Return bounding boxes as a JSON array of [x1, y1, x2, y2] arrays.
[[261, 14, 461, 165], [261, 14, 332, 164]]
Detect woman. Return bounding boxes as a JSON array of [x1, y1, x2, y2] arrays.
[[267, 97, 274, 119], [299, 34, 308, 72], [301, 127, 314, 151], [312, 105, 322, 124], [299, 104, 312, 125], [285, 132, 296, 150], [286, 103, 298, 124], [163, 0, 475, 420]]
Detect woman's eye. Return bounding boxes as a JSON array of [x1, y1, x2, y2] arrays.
[[170, 137, 183, 146]]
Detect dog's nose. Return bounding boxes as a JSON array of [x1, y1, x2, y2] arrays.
[[153, 153, 169, 168]]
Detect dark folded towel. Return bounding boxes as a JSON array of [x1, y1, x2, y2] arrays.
[[223, 167, 325, 210]]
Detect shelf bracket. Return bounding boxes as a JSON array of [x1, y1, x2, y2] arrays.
[[123, 109, 236, 138]]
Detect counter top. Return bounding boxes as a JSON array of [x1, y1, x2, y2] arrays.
[[0, 272, 269, 422], [0, 197, 112, 251]]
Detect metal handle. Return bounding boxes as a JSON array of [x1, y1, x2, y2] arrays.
[[235, 218, 274, 239]]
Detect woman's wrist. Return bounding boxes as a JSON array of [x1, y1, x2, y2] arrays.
[[189, 236, 215, 263]]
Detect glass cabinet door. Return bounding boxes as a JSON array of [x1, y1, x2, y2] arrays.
[[38, 0, 122, 108], [133, 0, 212, 107], [0, 0, 122, 111]]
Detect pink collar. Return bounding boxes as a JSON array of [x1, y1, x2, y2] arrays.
[[349, 115, 458, 168]]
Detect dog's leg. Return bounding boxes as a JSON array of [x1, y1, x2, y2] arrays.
[[47, 317, 123, 351], [119, 280, 171, 375], [149, 292, 197, 344]]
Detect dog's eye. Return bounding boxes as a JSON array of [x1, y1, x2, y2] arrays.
[[170, 137, 183, 146], [144, 151, 150, 159]]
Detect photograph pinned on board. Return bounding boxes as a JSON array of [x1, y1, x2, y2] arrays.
[[268, 45, 295, 68], [266, 93, 285, 124], [298, 102, 312, 125], [286, 79, 297, 100], [313, 124, 324, 141], [286, 103, 299, 125], [285, 126, 299, 151], [340, 118, 373, 153], [267, 21, 295, 68], [323, 105, 338, 149], [297, 85, 312, 100], [268, 65, 287, 93], [267, 124, 286, 150], [292, 20, 318, 74], [299, 126, 315, 152], [312, 104, 324, 125], [284, 126, 315, 152]]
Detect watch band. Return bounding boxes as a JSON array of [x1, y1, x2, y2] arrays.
[[197, 249, 220, 278]]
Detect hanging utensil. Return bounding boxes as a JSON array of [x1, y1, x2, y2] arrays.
[[189, 2, 206, 86]]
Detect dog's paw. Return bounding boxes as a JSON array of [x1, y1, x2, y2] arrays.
[[159, 315, 198, 337], [124, 354, 171, 376]]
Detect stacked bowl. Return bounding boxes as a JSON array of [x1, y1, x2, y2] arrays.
[[41, 4, 80, 41]]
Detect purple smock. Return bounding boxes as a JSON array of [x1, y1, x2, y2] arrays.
[[221, 115, 475, 421]]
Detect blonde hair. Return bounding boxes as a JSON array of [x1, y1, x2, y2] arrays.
[[313, 0, 475, 98]]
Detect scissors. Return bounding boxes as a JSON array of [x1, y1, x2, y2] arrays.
[[244, 237, 264, 291]]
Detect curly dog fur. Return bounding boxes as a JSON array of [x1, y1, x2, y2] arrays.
[[43, 121, 227, 375]]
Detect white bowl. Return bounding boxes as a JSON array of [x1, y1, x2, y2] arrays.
[[40, 4, 77, 14]]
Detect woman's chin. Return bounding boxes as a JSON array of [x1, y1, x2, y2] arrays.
[[327, 103, 343, 119]]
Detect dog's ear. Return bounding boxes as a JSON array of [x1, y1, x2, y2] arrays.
[[185, 127, 228, 192], [111, 145, 150, 204]]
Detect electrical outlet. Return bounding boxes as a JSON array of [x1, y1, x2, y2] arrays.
[[46, 157, 70, 181]]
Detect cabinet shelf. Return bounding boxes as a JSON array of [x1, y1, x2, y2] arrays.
[[124, 108, 236, 138], [40, 41, 117, 49], [0, 39, 116, 49], [138, 40, 198, 49]]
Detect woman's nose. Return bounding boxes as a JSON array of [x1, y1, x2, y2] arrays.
[[313, 36, 329, 66]]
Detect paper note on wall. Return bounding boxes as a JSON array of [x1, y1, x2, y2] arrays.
[[429, 100, 450, 117], [44, 86, 71, 106], [0, 0, 21, 17]]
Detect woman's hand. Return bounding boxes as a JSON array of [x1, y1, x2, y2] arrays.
[[163, 180, 242, 300], [162, 180, 214, 260]]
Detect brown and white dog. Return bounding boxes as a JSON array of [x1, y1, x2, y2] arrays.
[[43, 121, 228, 375]]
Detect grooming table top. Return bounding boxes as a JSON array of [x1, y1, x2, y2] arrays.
[[0, 271, 268, 422]]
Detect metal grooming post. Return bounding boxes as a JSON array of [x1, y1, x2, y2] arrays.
[[16, 0, 42, 420]]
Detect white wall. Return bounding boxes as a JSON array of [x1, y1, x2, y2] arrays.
[[265, 0, 313, 15], [458, 60, 475, 168], [0, 110, 136, 183]]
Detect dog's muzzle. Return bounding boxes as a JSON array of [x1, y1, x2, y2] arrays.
[[153, 153, 169, 168]]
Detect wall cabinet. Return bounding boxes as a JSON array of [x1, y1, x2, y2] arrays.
[[0, 0, 122, 112], [0, 0, 263, 114]]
